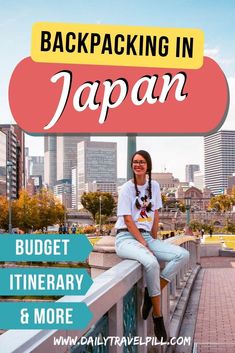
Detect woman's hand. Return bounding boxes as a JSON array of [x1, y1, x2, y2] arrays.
[[123, 215, 154, 254], [139, 238, 147, 247], [139, 239, 155, 255]]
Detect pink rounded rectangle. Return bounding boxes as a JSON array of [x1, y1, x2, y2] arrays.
[[9, 57, 228, 134]]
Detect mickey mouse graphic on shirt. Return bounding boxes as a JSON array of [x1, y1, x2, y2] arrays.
[[138, 194, 153, 222]]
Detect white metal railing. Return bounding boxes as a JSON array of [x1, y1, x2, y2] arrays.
[[0, 236, 200, 353]]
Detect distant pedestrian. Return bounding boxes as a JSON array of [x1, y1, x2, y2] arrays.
[[201, 229, 204, 237], [71, 225, 77, 234], [62, 224, 67, 234], [58, 224, 63, 234], [209, 229, 213, 237]]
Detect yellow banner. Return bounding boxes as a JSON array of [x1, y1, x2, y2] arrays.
[[31, 22, 204, 69]]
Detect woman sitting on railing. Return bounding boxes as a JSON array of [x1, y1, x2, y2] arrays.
[[115, 150, 189, 341]]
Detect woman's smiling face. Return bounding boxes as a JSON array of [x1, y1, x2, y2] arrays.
[[132, 154, 148, 177]]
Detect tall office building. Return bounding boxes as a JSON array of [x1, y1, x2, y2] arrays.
[[193, 171, 205, 190], [0, 124, 25, 198], [25, 147, 30, 184], [185, 164, 200, 183], [0, 130, 7, 195], [204, 130, 235, 194], [56, 136, 90, 181], [53, 179, 72, 208], [44, 136, 57, 188], [228, 173, 235, 194], [31, 156, 44, 181], [77, 141, 117, 208], [25, 153, 44, 182], [71, 166, 77, 209]]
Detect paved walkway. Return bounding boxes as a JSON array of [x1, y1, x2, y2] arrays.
[[194, 257, 235, 353]]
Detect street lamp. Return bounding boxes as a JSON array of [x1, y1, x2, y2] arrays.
[[7, 160, 13, 234], [99, 195, 102, 234], [127, 135, 137, 180], [63, 190, 68, 232], [185, 196, 191, 226], [174, 201, 180, 230]]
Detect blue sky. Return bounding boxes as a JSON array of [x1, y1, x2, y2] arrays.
[[0, 0, 234, 180]]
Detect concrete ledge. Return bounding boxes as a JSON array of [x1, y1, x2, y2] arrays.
[[219, 249, 235, 257], [89, 236, 122, 278], [93, 236, 116, 253], [89, 251, 122, 268], [200, 244, 220, 257], [89, 252, 122, 278]]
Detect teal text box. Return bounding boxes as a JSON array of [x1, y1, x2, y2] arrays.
[[0, 234, 93, 262], [0, 302, 93, 329], [0, 268, 93, 296]]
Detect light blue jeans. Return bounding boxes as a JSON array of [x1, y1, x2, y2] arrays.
[[115, 231, 190, 297]]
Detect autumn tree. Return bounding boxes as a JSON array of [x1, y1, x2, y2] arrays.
[[189, 220, 214, 233], [13, 190, 39, 232], [81, 192, 115, 222], [161, 194, 167, 207], [177, 201, 186, 212], [0, 189, 65, 232], [231, 187, 235, 203], [209, 194, 234, 212], [0, 195, 8, 229], [33, 188, 65, 230], [161, 194, 185, 212]]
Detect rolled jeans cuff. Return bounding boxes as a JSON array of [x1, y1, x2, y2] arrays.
[[160, 275, 171, 283]]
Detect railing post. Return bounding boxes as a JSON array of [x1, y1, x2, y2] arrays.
[[88, 236, 122, 278], [180, 267, 185, 283], [137, 276, 147, 353], [176, 273, 181, 288], [183, 242, 189, 274], [170, 277, 177, 299], [195, 238, 201, 265], [192, 240, 197, 267], [162, 284, 170, 331], [188, 241, 194, 268], [109, 300, 123, 353]]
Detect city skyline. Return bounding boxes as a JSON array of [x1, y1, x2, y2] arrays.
[[0, 1, 234, 180], [204, 130, 235, 194]]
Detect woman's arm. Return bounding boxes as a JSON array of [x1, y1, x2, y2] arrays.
[[151, 209, 159, 239], [124, 215, 147, 246]]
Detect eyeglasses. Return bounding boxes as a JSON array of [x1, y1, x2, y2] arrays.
[[132, 160, 147, 165]]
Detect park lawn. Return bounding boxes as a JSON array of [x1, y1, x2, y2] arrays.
[[88, 237, 101, 246], [203, 234, 235, 249]]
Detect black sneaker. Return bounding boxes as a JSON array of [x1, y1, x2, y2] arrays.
[[152, 315, 167, 341], [141, 287, 152, 320]]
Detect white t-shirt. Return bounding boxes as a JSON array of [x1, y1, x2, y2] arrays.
[[115, 179, 162, 232]]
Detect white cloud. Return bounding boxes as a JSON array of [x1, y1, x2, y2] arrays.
[[219, 58, 235, 66], [204, 47, 220, 59], [204, 46, 235, 69]]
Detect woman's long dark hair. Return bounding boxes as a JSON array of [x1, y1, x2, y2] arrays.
[[131, 150, 152, 211]]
